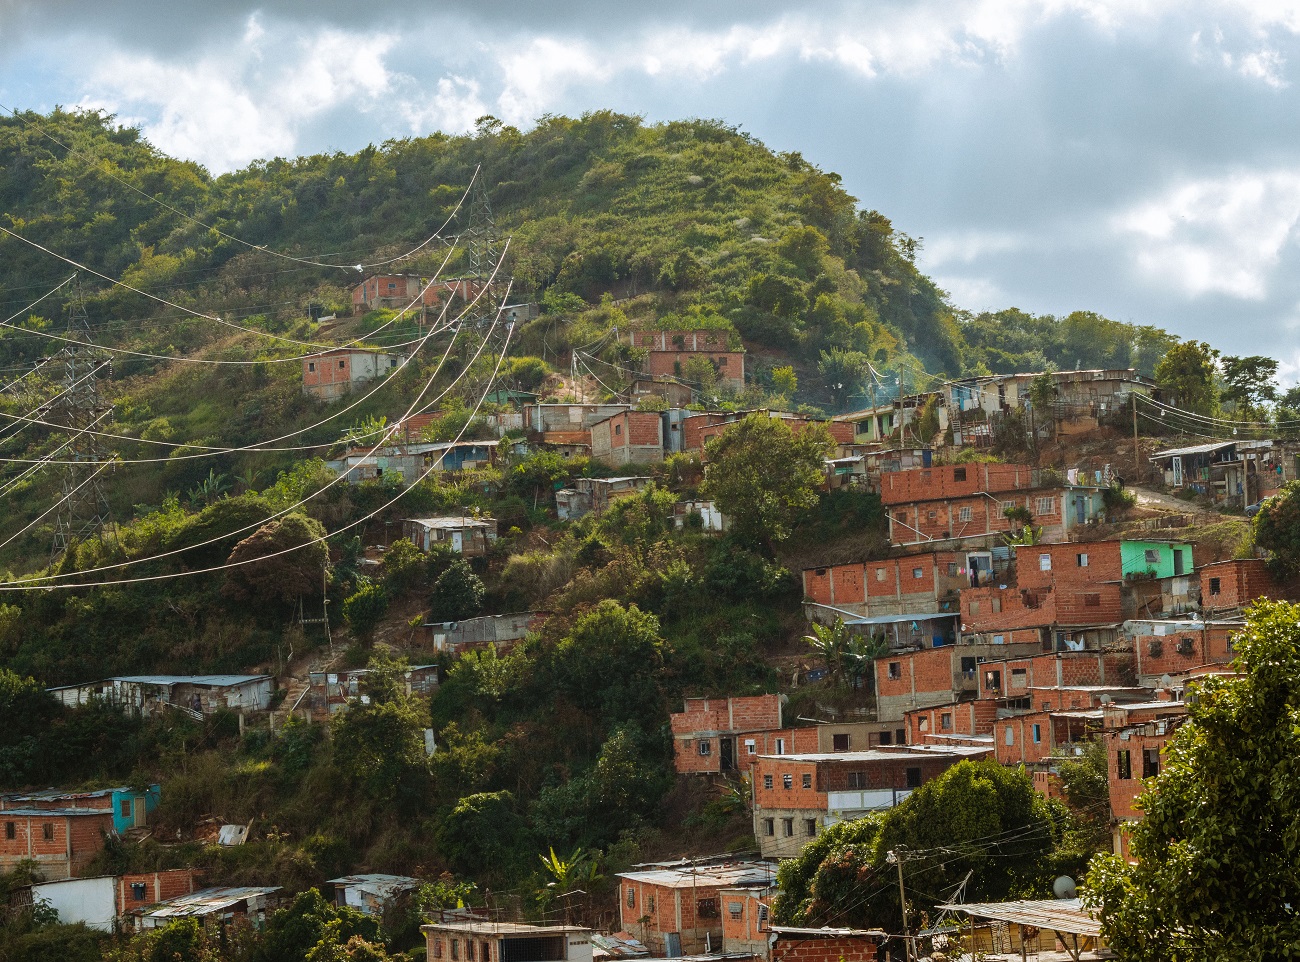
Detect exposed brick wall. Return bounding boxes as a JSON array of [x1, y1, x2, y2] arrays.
[[979, 652, 1128, 700], [879, 464, 1038, 506], [0, 812, 113, 879], [1200, 559, 1282, 611], [905, 700, 998, 740], [875, 647, 958, 719], [1107, 729, 1171, 820], [671, 695, 784, 774], [618, 878, 722, 955], [647, 351, 745, 388], [962, 585, 1056, 634], [772, 935, 883, 962], [995, 711, 1066, 765], [591, 412, 664, 466], [117, 869, 199, 914], [802, 552, 970, 614]]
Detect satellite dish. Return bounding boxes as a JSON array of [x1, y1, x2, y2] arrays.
[[1160, 674, 1173, 688], [1053, 876, 1078, 899], [1099, 694, 1112, 705]]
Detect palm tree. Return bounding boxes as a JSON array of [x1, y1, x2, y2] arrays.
[[804, 618, 850, 685]]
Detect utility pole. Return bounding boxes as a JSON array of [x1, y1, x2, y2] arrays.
[[888, 847, 911, 962], [1132, 392, 1141, 480], [51, 278, 112, 559]]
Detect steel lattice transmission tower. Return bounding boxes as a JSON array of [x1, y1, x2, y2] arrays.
[[464, 172, 499, 287], [50, 281, 113, 558]]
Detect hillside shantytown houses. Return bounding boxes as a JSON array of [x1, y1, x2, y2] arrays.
[[302, 348, 404, 400], [630, 328, 747, 391]]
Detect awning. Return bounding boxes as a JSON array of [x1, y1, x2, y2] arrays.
[[939, 898, 1101, 937]]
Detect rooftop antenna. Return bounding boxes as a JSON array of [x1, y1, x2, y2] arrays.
[[51, 277, 113, 559]]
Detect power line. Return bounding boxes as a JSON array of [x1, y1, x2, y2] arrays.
[[0, 242, 513, 587], [0, 288, 516, 592]]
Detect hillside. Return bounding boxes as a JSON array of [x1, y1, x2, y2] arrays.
[[0, 109, 1229, 959]]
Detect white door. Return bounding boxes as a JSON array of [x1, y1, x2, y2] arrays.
[[452, 531, 464, 553]]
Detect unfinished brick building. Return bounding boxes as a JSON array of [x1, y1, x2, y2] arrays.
[[801, 549, 997, 621], [671, 695, 817, 775]]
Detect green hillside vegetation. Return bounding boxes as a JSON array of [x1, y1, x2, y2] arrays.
[[0, 109, 1223, 959]]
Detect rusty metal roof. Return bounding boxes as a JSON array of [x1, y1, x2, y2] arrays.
[[939, 898, 1102, 937], [143, 886, 280, 919]]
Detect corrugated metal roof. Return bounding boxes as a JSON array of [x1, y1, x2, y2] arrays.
[[0, 807, 114, 817], [1150, 440, 1235, 459], [405, 516, 497, 529], [770, 926, 886, 938], [422, 922, 589, 935], [844, 611, 959, 626], [756, 748, 958, 762], [144, 887, 280, 919], [616, 862, 777, 888], [109, 675, 269, 687], [939, 898, 1101, 937]]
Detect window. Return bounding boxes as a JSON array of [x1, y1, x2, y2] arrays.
[[832, 733, 850, 751], [763, 818, 775, 836], [927, 510, 937, 521], [947, 562, 959, 576], [912, 567, 923, 579], [895, 511, 907, 524], [940, 713, 953, 731], [888, 662, 901, 680], [918, 716, 930, 732], [434, 941, 443, 959], [697, 739, 712, 756], [875, 568, 887, 581], [984, 669, 1002, 691], [953, 467, 967, 481], [1035, 496, 1055, 514], [1145, 548, 1160, 564], [1002, 500, 1015, 514], [782, 818, 795, 837], [802, 773, 812, 789], [958, 506, 973, 522], [1039, 553, 1052, 571], [745, 739, 757, 755], [906, 767, 923, 789], [308, 362, 316, 372], [614, 424, 622, 436], [782, 774, 793, 789], [805, 818, 818, 837], [483, 943, 491, 962], [1143, 748, 1161, 779], [846, 771, 867, 789], [879, 731, 892, 745], [993, 634, 1005, 645], [775, 738, 786, 755], [1077, 553, 1089, 567], [467, 940, 476, 961], [1005, 727, 1015, 746], [968, 600, 980, 614], [339, 359, 346, 369], [991, 596, 1002, 613], [131, 882, 147, 901], [388, 281, 397, 290], [452, 941, 460, 961], [627, 886, 636, 908], [1209, 577, 1222, 596], [645, 898, 654, 915], [729, 901, 743, 920], [1117, 749, 1132, 780], [42, 823, 53, 841], [1032, 724, 1042, 744], [4, 822, 13, 840], [1011, 667, 1027, 688], [120, 799, 132, 818], [763, 775, 773, 790], [1083, 593, 1101, 608]]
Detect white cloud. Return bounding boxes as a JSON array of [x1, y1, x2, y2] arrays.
[[933, 273, 1007, 310], [921, 229, 1028, 268], [1114, 170, 1300, 299]]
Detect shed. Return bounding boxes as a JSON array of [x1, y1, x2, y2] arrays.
[[403, 516, 498, 556]]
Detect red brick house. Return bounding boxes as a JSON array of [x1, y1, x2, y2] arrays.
[[633, 330, 746, 391], [352, 274, 483, 314], [874, 642, 1042, 721], [0, 807, 116, 879], [671, 695, 818, 775], [995, 709, 1101, 766], [616, 860, 776, 955], [720, 885, 774, 956], [303, 348, 403, 401], [684, 411, 854, 453], [1199, 559, 1284, 612], [1128, 617, 1241, 685], [770, 927, 885, 962], [1103, 698, 1188, 860], [750, 748, 979, 857], [802, 549, 996, 621], [904, 700, 999, 743], [880, 464, 1104, 547], [589, 411, 665, 466]]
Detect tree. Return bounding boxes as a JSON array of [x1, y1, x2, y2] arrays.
[[701, 414, 833, 545], [1253, 479, 1300, 574], [771, 365, 798, 398], [817, 349, 870, 411], [774, 760, 1064, 932], [342, 582, 389, 643], [222, 512, 329, 608], [546, 600, 665, 730], [330, 655, 430, 811], [1220, 354, 1279, 418], [1154, 340, 1219, 415], [1087, 601, 1300, 957], [428, 557, 485, 622], [681, 354, 719, 394]]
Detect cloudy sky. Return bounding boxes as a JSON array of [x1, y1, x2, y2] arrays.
[[2, 0, 1300, 375]]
